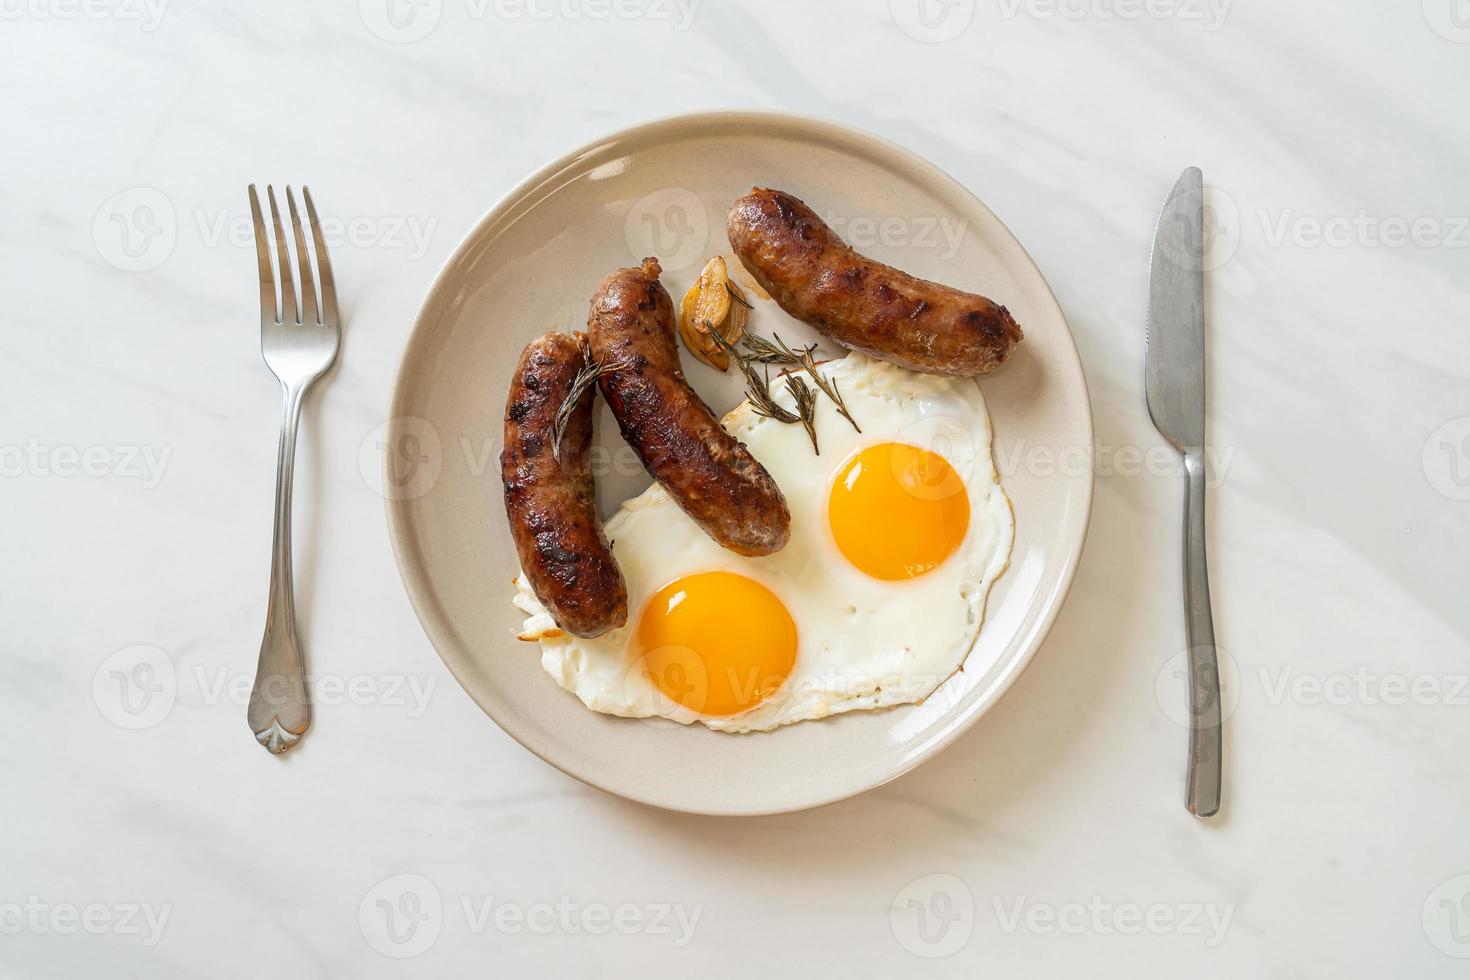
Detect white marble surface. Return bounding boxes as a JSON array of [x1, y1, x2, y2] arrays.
[[3, 1, 1468, 976]]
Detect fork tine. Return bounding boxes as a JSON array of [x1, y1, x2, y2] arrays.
[[285, 187, 320, 326], [302, 187, 338, 327], [266, 185, 297, 325], [248, 186, 276, 325]]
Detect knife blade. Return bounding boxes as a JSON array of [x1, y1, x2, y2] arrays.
[[1146, 167, 1206, 451], [1145, 167, 1222, 819]]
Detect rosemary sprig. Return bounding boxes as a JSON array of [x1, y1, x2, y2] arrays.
[[740, 333, 813, 366], [552, 348, 612, 460], [712, 329, 792, 418], [743, 333, 862, 434], [814, 370, 860, 434], [724, 281, 753, 310], [714, 329, 823, 453], [747, 364, 801, 425], [784, 374, 819, 454]]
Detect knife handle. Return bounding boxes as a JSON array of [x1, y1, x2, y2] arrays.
[[1183, 450, 1222, 817]]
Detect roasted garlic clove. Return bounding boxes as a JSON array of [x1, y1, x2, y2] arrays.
[[693, 256, 732, 329], [678, 256, 749, 371]]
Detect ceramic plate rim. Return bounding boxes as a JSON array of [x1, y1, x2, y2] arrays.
[[385, 108, 1094, 816]]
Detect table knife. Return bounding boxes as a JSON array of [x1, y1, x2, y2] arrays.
[[1145, 167, 1223, 818]]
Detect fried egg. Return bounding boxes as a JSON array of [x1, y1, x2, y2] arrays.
[[512, 352, 1014, 733]]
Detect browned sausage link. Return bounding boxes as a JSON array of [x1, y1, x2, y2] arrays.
[[501, 332, 627, 638], [727, 188, 1023, 377], [588, 258, 791, 557]]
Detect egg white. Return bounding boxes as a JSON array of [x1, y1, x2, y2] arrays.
[[512, 352, 1014, 733]]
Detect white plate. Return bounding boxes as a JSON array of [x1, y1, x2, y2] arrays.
[[386, 110, 1093, 815]]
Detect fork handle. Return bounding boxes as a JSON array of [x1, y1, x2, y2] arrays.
[[1183, 450, 1222, 817], [248, 383, 311, 754]]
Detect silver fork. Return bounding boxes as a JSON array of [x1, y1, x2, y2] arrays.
[[246, 185, 340, 755]]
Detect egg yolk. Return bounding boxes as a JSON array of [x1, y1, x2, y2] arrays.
[[828, 442, 970, 580], [634, 571, 797, 716]]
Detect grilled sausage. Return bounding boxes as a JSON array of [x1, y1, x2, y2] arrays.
[[728, 188, 1023, 376], [501, 332, 627, 638], [587, 258, 791, 557]]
